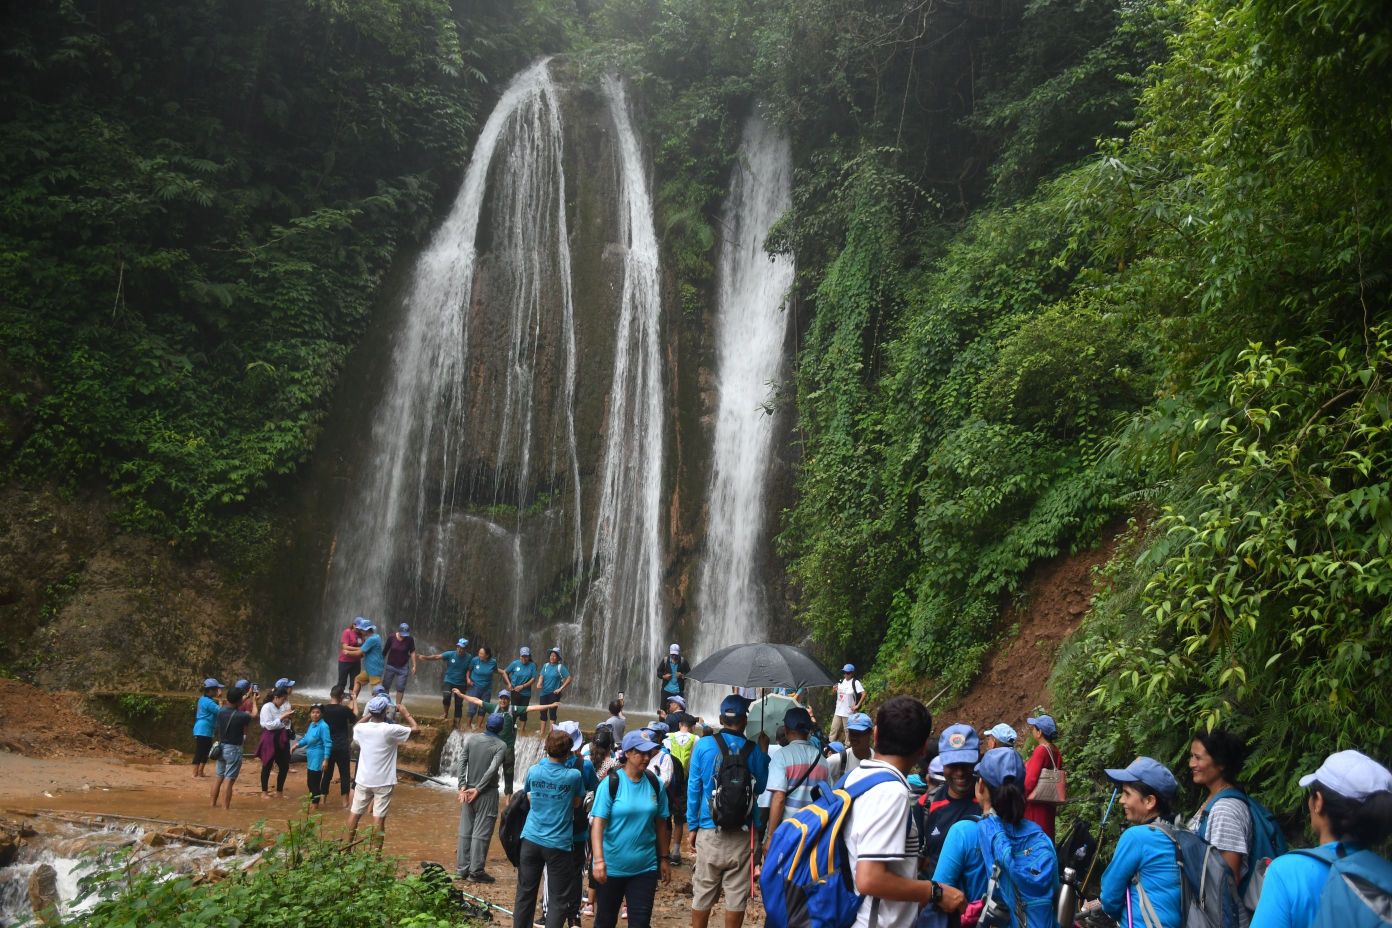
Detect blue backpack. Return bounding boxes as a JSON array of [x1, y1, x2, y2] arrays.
[[1294, 845, 1392, 928], [760, 769, 899, 928], [1197, 787, 1289, 898], [976, 816, 1059, 928]]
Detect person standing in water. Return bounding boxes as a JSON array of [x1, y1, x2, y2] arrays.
[[504, 646, 538, 732], [380, 622, 417, 705], [192, 678, 223, 778], [537, 646, 572, 737]]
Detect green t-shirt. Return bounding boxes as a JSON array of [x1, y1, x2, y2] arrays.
[[480, 700, 518, 749]]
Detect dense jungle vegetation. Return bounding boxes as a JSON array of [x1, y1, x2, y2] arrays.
[[3, 0, 1390, 812]]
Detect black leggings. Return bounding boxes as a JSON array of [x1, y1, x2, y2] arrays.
[[320, 749, 352, 796], [307, 768, 326, 803], [443, 687, 464, 720], [336, 661, 360, 692], [193, 735, 214, 765], [260, 741, 290, 793]]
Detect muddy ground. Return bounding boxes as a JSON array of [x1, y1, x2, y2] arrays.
[[0, 680, 755, 928]]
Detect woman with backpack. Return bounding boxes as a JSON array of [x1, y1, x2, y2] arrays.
[[590, 730, 672, 928], [1083, 756, 1184, 928], [1187, 729, 1255, 897], [1250, 750, 1392, 928], [931, 747, 1058, 926]]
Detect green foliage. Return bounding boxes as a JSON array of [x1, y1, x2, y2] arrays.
[[69, 815, 471, 927], [116, 693, 166, 720], [0, 0, 565, 546]]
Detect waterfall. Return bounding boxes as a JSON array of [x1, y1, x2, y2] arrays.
[[316, 58, 583, 676], [691, 112, 796, 716], [568, 75, 667, 709], [434, 729, 548, 793]]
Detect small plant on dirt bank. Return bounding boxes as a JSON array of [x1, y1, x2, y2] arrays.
[[68, 816, 474, 928]]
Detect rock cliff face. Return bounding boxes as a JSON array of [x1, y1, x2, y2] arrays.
[[0, 486, 260, 690], [0, 66, 798, 697]]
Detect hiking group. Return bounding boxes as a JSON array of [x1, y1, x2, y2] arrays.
[[190, 631, 1392, 928]]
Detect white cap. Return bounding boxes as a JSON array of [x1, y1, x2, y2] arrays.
[[556, 720, 583, 753], [1298, 749, 1392, 799], [669, 643, 681, 654]]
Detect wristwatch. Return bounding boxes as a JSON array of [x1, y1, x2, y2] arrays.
[[930, 881, 943, 905]]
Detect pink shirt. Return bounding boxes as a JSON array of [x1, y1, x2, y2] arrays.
[[339, 627, 361, 661]]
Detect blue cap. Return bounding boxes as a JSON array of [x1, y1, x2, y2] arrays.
[[720, 695, 750, 721], [650, 721, 670, 735], [497, 689, 510, 700], [372, 684, 387, 695], [847, 712, 873, 732], [842, 663, 855, 673], [486, 712, 506, 734], [234, 679, 249, 690], [976, 747, 1026, 788], [275, 677, 295, 689], [366, 695, 392, 715], [666, 695, 687, 708], [1298, 750, 1392, 799], [519, 646, 531, 657], [784, 707, 813, 733], [549, 645, 561, 655], [1027, 714, 1058, 739], [1106, 756, 1179, 800], [937, 724, 980, 766], [929, 756, 944, 777], [622, 731, 660, 754], [202, 678, 223, 689], [907, 774, 927, 789], [987, 723, 1018, 746], [456, 638, 469, 648], [354, 617, 371, 630], [828, 741, 846, 753], [398, 622, 411, 633]]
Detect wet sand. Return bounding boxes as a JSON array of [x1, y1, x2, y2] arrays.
[[0, 751, 760, 928]]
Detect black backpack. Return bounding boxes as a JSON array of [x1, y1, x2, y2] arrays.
[[499, 792, 530, 867], [668, 752, 688, 817], [710, 735, 756, 830]]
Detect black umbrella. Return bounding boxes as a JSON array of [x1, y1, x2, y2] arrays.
[[686, 642, 838, 690]]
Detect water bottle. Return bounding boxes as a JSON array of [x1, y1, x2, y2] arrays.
[[1056, 866, 1079, 928]]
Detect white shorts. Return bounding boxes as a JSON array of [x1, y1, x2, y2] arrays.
[[351, 783, 395, 818]]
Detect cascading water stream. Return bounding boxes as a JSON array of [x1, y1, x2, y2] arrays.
[[692, 112, 796, 717], [316, 59, 583, 676], [566, 76, 667, 709]]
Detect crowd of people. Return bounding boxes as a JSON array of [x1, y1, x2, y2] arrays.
[[188, 638, 1391, 928]]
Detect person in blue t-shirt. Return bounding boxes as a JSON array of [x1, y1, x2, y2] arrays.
[[465, 646, 499, 731], [352, 623, 385, 705], [1082, 756, 1184, 928], [504, 647, 539, 731], [514, 729, 585, 928], [931, 748, 1058, 922], [591, 730, 671, 928], [192, 678, 223, 779], [1251, 749, 1392, 928], [294, 704, 332, 807], [537, 647, 572, 737], [420, 638, 471, 729]]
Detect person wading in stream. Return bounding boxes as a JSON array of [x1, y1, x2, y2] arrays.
[[537, 646, 572, 738], [504, 646, 539, 733], [257, 686, 295, 799], [454, 687, 560, 796], [421, 637, 471, 730], [210, 685, 254, 810], [456, 712, 508, 881], [338, 617, 368, 703], [348, 695, 418, 850]]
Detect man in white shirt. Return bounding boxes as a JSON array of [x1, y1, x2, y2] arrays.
[[349, 695, 418, 849], [843, 697, 963, 928], [829, 664, 866, 743]]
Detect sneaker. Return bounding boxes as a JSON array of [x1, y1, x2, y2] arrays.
[[668, 853, 682, 866], [470, 871, 497, 884], [581, 904, 594, 917]]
